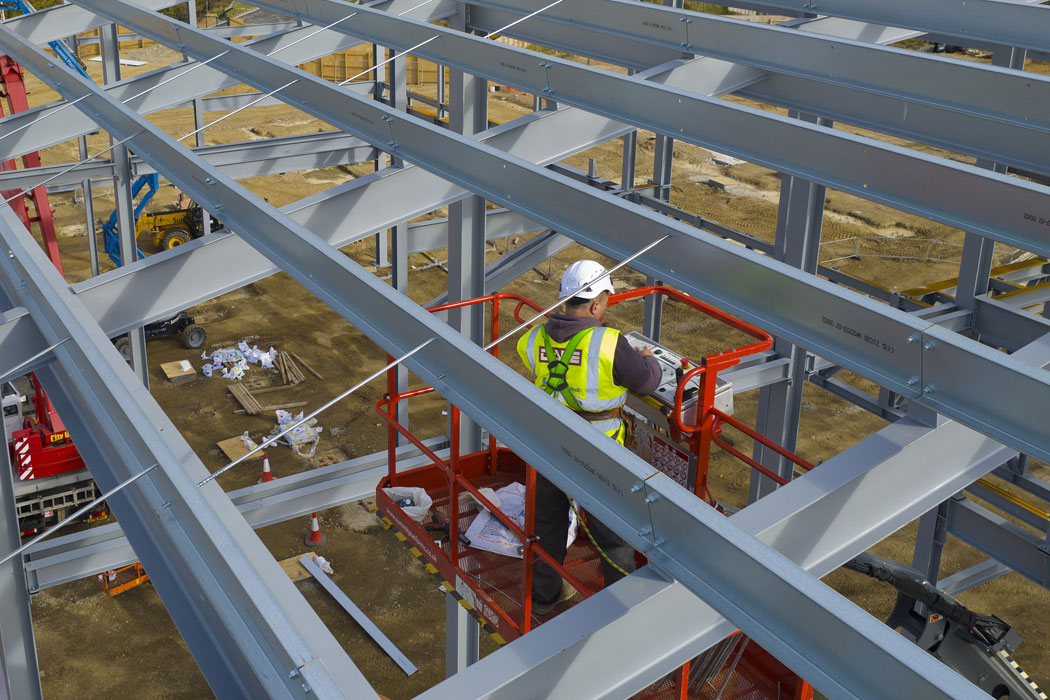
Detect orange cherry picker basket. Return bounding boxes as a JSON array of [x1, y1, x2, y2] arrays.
[[375, 286, 813, 699]]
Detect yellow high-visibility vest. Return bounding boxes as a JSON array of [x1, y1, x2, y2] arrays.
[[517, 324, 627, 443]]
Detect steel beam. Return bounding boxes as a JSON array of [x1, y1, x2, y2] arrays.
[[0, 309, 45, 375], [465, 0, 1050, 137], [701, 0, 1050, 54], [0, 204, 377, 698], [71, 105, 633, 338], [0, 0, 454, 161], [947, 498, 1050, 589], [427, 229, 572, 307], [7, 6, 1050, 464], [23, 439, 448, 592], [0, 23, 987, 697], [426, 411, 1024, 699], [737, 71, 1050, 179], [250, 0, 1050, 261], [939, 559, 1013, 596], [0, 0, 176, 44], [974, 294, 1050, 351], [438, 333, 1046, 697], [0, 131, 378, 191], [421, 567, 706, 700], [465, 5, 1050, 177], [408, 209, 539, 255]]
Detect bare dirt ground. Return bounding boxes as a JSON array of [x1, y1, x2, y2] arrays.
[[14, 36, 1050, 698]]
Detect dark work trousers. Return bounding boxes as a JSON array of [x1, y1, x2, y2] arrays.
[[532, 471, 637, 604]]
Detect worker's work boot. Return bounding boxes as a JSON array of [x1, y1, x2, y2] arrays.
[[531, 582, 577, 616]]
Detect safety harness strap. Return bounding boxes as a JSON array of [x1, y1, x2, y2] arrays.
[[540, 327, 589, 412]]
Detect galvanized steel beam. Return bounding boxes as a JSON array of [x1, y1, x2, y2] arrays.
[[433, 330, 1049, 697], [947, 497, 1050, 589], [250, 0, 1050, 260], [4, 4, 1049, 465], [0, 0, 176, 44], [60, 0, 1050, 465], [0, 131, 377, 190], [0, 21, 986, 697], [466, 0, 1050, 136], [704, 0, 1050, 54], [0, 204, 376, 699], [22, 440, 442, 591], [425, 409, 1029, 699], [0, 0, 455, 161]]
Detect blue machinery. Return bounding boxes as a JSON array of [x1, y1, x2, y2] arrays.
[[99, 173, 157, 266], [0, 2, 89, 78]]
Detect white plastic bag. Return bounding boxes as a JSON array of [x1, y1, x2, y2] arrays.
[[382, 486, 433, 522]]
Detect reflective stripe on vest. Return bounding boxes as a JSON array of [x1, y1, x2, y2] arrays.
[[516, 324, 628, 415]]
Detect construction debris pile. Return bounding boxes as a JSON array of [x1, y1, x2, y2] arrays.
[[200, 341, 277, 379], [269, 409, 323, 458]]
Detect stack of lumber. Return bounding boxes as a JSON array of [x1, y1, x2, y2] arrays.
[[277, 351, 306, 385], [229, 384, 262, 414], [228, 383, 307, 415]]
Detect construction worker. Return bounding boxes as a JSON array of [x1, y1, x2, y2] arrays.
[[517, 259, 661, 615]]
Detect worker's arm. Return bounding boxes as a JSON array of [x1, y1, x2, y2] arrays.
[[612, 335, 662, 395]]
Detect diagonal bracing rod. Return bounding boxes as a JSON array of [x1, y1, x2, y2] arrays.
[[46, 0, 1050, 466], [0, 202, 379, 699], [0, 19, 987, 699], [245, 0, 1050, 258]]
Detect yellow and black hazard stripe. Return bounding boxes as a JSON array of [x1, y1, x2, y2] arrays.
[[999, 649, 1048, 699], [380, 515, 508, 645]]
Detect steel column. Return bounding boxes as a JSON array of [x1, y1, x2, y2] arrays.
[[78, 135, 99, 278], [191, 75, 213, 243], [750, 114, 828, 502], [445, 592, 480, 677], [956, 45, 1028, 311], [447, 4, 489, 452], [99, 23, 148, 385], [0, 416, 42, 700], [642, 131, 672, 340]]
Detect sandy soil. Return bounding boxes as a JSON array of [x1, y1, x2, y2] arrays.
[[13, 36, 1050, 699]]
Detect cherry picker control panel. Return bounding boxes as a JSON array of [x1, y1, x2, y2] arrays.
[[624, 331, 733, 422]]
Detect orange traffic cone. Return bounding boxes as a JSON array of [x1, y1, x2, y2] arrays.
[[258, 452, 273, 484], [305, 512, 326, 547]]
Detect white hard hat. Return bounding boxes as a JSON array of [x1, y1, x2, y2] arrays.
[[561, 260, 615, 300]]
